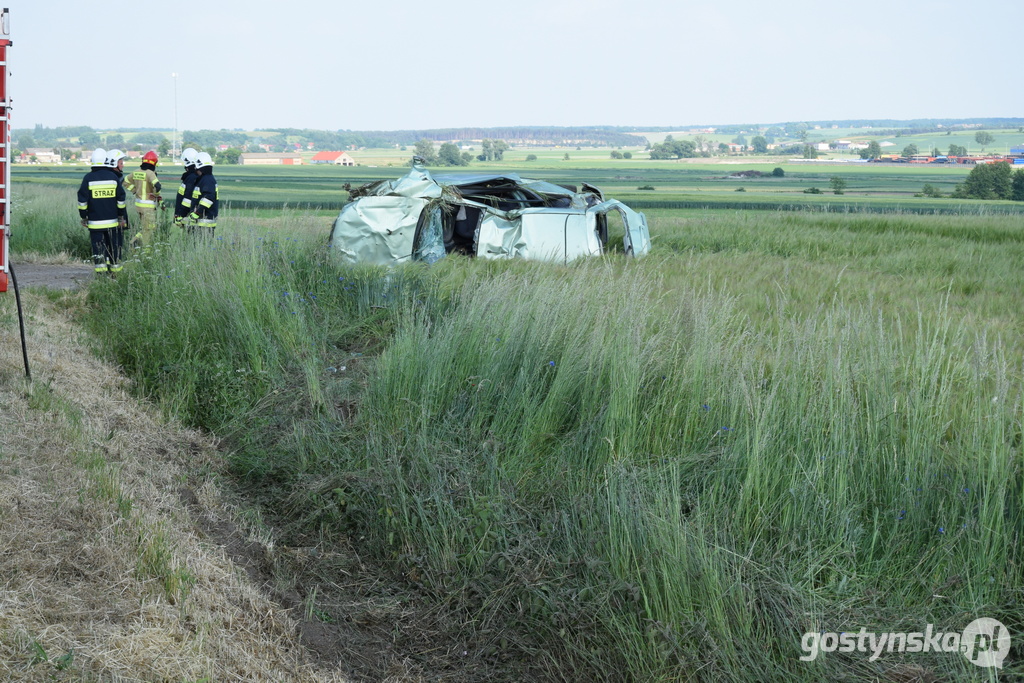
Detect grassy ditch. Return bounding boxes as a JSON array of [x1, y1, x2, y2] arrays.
[[73, 206, 1024, 681]]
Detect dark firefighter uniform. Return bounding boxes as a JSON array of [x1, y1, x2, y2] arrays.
[[189, 168, 218, 236], [175, 168, 198, 226], [78, 165, 127, 273]]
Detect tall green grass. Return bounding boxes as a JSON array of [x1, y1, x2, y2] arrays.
[[72, 205, 1023, 680], [10, 183, 91, 258]]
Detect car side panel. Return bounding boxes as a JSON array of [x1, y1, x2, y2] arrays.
[[330, 197, 429, 265]]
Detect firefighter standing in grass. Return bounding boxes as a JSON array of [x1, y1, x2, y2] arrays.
[[123, 150, 162, 248], [188, 152, 218, 237], [174, 147, 199, 228], [77, 148, 127, 274]]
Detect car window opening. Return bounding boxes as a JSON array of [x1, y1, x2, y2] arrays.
[[444, 204, 481, 255]]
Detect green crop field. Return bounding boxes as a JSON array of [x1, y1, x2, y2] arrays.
[[13, 159, 1024, 216], [8, 168, 1022, 681]]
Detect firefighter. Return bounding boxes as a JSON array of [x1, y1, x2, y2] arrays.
[[123, 150, 162, 248], [188, 152, 218, 237], [174, 147, 200, 228], [77, 148, 127, 274]]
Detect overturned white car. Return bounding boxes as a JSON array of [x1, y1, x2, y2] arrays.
[[328, 164, 651, 265]]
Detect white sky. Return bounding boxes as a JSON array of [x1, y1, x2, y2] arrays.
[[9, 0, 1023, 132]]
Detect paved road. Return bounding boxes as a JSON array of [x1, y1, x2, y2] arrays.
[[8, 262, 95, 290]]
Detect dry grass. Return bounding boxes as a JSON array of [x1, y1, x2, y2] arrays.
[[0, 289, 349, 682]]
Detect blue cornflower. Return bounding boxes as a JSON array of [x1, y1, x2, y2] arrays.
[[938, 527, 945, 534], [548, 361, 556, 367]]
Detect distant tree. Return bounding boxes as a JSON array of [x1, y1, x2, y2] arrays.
[[693, 135, 708, 153], [622, 151, 632, 159], [975, 131, 995, 150], [649, 139, 697, 159], [105, 133, 125, 147], [493, 140, 508, 161], [216, 147, 242, 165], [413, 138, 437, 165], [948, 144, 967, 157], [859, 140, 882, 159], [751, 135, 768, 154], [79, 132, 101, 147], [920, 183, 943, 198], [732, 134, 747, 146], [437, 142, 466, 166], [563, 153, 570, 160], [525, 154, 537, 161], [16, 134, 36, 149], [765, 126, 784, 143], [610, 150, 623, 159], [157, 138, 171, 157], [829, 176, 847, 195], [718, 142, 729, 154], [801, 144, 818, 159], [932, 148, 941, 157], [901, 144, 919, 158], [953, 162, 1012, 199], [1012, 169, 1024, 201], [772, 167, 785, 177], [461, 152, 474, 165]]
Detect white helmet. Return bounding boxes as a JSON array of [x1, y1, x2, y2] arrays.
[[90, 148, 107, 165], [104, 149, 126, 168], [181, 147, 199, 166], [195, 152, 214, 169]]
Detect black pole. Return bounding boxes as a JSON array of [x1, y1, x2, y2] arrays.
[[9, 262, 30, 380]]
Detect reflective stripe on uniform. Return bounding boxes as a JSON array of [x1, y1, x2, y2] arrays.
[[89, 180, 118, 198], [199, 197, 213, 208], [88, 219, 119, 229], [135, 198, 156, 207], [196, 218, 217, 227]]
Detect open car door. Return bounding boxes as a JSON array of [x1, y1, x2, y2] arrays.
[[587, 200, 651, 257]]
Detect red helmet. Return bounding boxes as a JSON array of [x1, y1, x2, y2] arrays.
[[142, 150, 159, 166]]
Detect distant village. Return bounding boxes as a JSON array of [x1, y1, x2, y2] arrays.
[[16, 146, 356, 166]]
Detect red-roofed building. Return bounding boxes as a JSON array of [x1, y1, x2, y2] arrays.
[[311, 151, 355, 166]]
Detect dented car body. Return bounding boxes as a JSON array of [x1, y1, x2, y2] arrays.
[[328, 165, 651, 265]]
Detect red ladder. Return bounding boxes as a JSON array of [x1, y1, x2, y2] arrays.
[[0, 9, 10, 292]]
